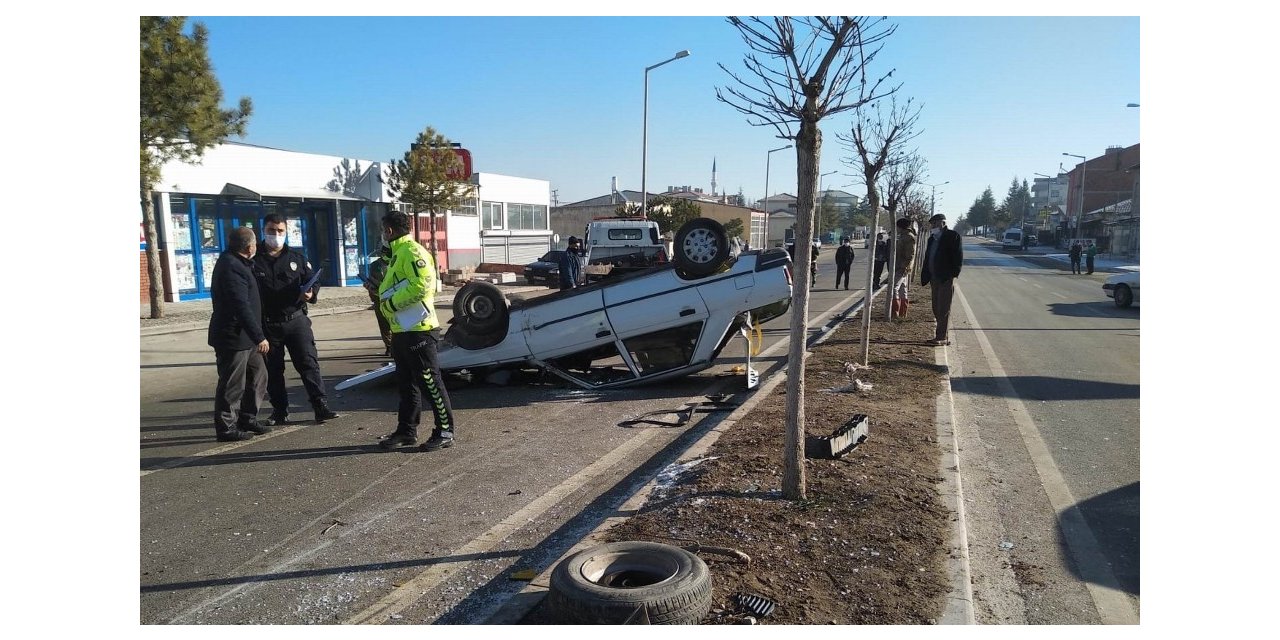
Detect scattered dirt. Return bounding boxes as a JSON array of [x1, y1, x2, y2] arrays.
[[523, 284, 954, 624]]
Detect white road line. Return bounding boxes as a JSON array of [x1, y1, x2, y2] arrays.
[[343, 427, 666, 624], [141, 423, 314, 477], [1052, 292, 1068, 299], [953, 287, 1138, 625]]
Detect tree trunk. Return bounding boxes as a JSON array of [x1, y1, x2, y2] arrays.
[[860, 184, 881, 365], [783, 120, 821, 501], [141, 184, 166, 319]]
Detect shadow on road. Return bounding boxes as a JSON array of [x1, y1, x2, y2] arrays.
[[950, 375, 1139, 402], [1058, 481, 1140, 595]]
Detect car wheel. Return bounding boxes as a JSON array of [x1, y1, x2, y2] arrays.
[[673, 218, 729, 278], [1114, 284, 1133, 308], [443, 322, 505, 350], [546, 541, 712, 624], [452, 281, 510, 334]]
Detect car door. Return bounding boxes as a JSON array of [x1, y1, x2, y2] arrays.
[[521, 289, 614, 361], [603, 270, 710, 378]]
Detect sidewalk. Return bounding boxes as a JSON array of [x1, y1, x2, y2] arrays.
[[978, 238, 1140, 273], [140, 280, 551, 337]]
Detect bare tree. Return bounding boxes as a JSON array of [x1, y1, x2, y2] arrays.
[[839, 96, 922, 364], [879, 152, 926, 320], [717, 16, 898, 500]]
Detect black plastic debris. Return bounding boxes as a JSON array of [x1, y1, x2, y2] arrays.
[[735, 593, 776, 618], [806, 414, 870, 459]]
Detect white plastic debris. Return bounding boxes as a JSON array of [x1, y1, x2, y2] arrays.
[[999, 541, 1015, 550]]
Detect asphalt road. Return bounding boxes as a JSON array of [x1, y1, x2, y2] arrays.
[[945, 238, 1140, 624], [139, 249, 875, 624]]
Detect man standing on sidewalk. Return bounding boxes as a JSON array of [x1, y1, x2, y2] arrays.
[[253, 214, 341, 426], [921, 213, 963, 346], [207, 227, 270, 442], [1069, 241, 1083, 274], [892, 218, 917, 319], [872, 232, 888, 289], [377, 211, 457, 452], [1086, 240, 1098, 274]]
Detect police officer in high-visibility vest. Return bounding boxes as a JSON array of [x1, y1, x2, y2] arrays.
[[376, 210, 457, 451], [253, 214, 341, 426]]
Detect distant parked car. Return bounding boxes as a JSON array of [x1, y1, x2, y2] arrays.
[[1103, 270, 1140, 308], [523, 250, 567, 287]]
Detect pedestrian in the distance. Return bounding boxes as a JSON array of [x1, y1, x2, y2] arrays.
[[1086, 240, 1097, 275], [892, 218, 917, 320], [377, 211, 457, 452], [834, 236, 854, 290], [559, 236, 583, 290], [207, 226, 271, 442], [872, 232, 888, 289], [1069, 241, 1083, 274], [921, 213, 963, 346], [253, 214, 341, 427]]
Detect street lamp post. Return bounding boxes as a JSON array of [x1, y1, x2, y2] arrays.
[[641, 49, 690, 219], [1063, 152, 1087, 246], [819, 170, 837, 240], [922, 180, 949, 225], [762, 144, 792, 247]]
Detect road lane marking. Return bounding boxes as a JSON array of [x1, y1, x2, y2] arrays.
[[342, 429, 666, 624], [141, 424, 314, 477], [954, 286, 1138, 625], [1052, 292, 1068, 299]]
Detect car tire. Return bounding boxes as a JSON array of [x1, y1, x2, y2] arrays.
[[452, 281, 510, 334], [443, 322, 505, 350], [673, 217, 729, 279], [1114, 284, 1133, 308], [545, 541, 712, 625]]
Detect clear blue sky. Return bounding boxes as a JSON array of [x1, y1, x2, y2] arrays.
[[187, 15, 1138, 219]]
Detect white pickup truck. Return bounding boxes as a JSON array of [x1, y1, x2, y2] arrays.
[[582, 217, 669, 281]]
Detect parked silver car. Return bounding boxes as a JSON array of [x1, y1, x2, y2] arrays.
[[1102, 270, 1140, 308]]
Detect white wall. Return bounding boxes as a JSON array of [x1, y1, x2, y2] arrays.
[[159, 142, 381, 198]]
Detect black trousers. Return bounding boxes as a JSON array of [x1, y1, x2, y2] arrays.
[[873, 260, 887, 288], [835, 263, 852, 289], [1086, 256, 1095, 274], [213, 347, 267, 433], [264, 314, 326, 415], [391, 331, 456, 438], [930, 277, 955, 341]]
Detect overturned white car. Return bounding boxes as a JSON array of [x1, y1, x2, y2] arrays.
[[338, 218, 793, 391]]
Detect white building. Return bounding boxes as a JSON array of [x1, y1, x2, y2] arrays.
[[144, 142, 550, 301]]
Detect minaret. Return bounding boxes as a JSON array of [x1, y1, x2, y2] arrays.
[[711, 157, 718, 197]]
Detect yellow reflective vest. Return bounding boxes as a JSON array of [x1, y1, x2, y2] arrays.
[[377, 235, 440, 333]]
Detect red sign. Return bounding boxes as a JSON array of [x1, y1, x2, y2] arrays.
[[449, 148, 472, 181]]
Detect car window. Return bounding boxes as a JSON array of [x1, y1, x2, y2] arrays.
[[624, 322, 703, 376], [538, 251, 566, 262], [607, 229, 644, 240]]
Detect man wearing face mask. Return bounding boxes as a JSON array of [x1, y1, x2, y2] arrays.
[[253, 213, 341, 426], [920, 213, 963, 346]]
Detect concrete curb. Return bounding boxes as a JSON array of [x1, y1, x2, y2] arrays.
[[486, 286, 976, 624], [934, 345, 976, 625], [139, 303, 375, 337]]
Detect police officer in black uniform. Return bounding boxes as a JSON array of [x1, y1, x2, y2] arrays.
[[253, 213, 341, 425]]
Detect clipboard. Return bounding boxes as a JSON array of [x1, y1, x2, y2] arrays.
[[299, 267, 323, 292]]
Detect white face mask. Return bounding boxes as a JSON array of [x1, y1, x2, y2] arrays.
[[264, 234, 286, 250]]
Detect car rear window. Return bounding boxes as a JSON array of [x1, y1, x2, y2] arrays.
[[607, 229, 644, 240]]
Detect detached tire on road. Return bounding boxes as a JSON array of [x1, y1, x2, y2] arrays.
[[546, 541, 712, 624], [673, 218, 730, 279]]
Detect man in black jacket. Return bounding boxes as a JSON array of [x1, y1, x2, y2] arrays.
[[253, 214, 340, 426], [920, 213, 963, 346], [834, 237, 854, 290], [208, 226, 271, 442]]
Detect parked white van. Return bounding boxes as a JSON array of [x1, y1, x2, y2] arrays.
[[1001, 228, 1024, 251]]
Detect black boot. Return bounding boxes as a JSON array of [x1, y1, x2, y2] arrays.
[[313, 401, 341, 422], [216, 429, 254, 442], [379, 431, 417, 449]]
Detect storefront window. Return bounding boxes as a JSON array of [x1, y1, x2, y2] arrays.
[[483, 201, 504, 230], [505, 203, 548, 230]]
